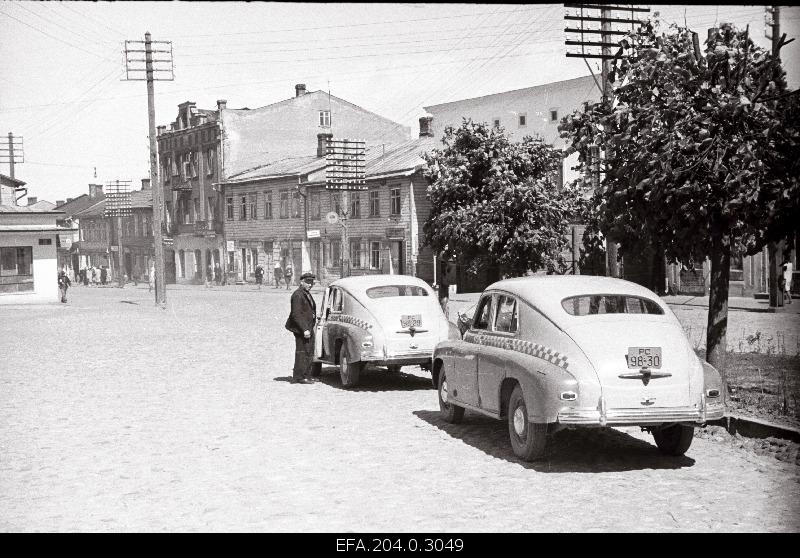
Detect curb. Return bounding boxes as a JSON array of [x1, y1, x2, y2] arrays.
[[708, 413, 800, 443]]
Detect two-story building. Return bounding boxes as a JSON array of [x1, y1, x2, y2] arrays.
[[218, 120, 439, 287], [157, 84, 412, 284], [55, 185, 106, 281], [71, 184, 111, 274]]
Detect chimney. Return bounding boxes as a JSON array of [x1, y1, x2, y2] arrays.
[[419, 116, 434, 138], [27, 196, 38, 206], [141, 178, 151, 190], [89, 184, 103, 199], [66, 198, 74, 203], [56, 200, 65, 207], [295, 83, 307, 97], [217, 99, 227, 111], [157, 125, 166, 136], [317, 132, 333, 157]]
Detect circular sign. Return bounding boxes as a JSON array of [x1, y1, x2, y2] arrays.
[[326, 211, 339, 225]]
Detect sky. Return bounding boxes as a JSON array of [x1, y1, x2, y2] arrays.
[[1, 2, 799, 204]]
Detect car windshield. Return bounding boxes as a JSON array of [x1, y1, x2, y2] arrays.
[[561, 294, 664, 316], [366, 285, 430, 299]]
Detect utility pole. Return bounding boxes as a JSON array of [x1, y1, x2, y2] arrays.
[[565, 4, 649, 278], [765, 6, 783, 307], [0, 133, 25, 205], [124, 32, 174, 307]]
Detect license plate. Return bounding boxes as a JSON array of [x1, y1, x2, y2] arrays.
[[401, 314, 422, 328], [627, 347, 662, 368]]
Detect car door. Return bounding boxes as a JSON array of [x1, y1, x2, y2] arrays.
[[314, 287, 330, 360], [476, 294, 518, 413], [453, 294, 494, 407], [324, 287, 344, 361]]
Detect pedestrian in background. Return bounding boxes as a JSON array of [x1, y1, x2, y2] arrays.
[[273, 263, 282, 288], [782, 262, 793, 304], [284, 264, 293, 290], [91, 266, 98, 286], [80, 267, 87, 286], [214, 262, 222, 286], [255, 263, 264, 289], [57, 269, 71, 303], [100, 265, 107, 286], [285, 272, 317, 384], [205, 263, 213, 288]]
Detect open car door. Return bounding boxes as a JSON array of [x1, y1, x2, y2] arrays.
[[314, 287, 330, 360]]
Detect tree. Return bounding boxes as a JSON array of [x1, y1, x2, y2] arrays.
[[423, 119, 578, 279], [559, 19, 800, 373]]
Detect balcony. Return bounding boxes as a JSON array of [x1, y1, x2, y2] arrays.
[[194, 220, 208, 234], [171, 179, 193, 192]]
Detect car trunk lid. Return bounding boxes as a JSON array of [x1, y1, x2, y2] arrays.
[[369, 298, 443, 355]]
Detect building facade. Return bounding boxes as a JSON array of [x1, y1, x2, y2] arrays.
[[0, 205, 64, 304]]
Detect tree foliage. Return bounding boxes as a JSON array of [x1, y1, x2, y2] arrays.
[[559, 18, 800, 370], [423, 119, 578, 277]]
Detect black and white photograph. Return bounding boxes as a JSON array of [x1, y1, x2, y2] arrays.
[[1, 2, 799, 534]]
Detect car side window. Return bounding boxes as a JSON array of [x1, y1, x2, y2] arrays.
[[331, 288, 343, 312], [473, 295, 494, 330], [494, 295, 518, 334]]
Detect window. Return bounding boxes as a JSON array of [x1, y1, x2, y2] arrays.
[[331, 288, 343, 312], [493, 118, 500, 128], [166, 202, 173, 229], [390, 187, 401, 215], [207, 197, 215, 221], [0, 246, 33, 292], [369, 190, 380, 217], [494, 295, 518, 333], [240, 195, 248, 220], [226, 197, 234, 220], [319, 110, 331, 127], [38, 238, 52, 245], [193, 198, 200, 223], [350, 191, 361, 219], [550, 109, 559, 122], [370, 241, 381, 270], [350, 240, 363, 268], [171, 156, 179, 176], [518, 113, 527, 127], [292, 190, 301, 218], [561, 295, 665, 316], [264, 191, 273, 219], [178, 250, 185, 278], [310, 191, 320, 220], [280, 191, 289, 219], [206, 149, 214, 175], [473, 295, 494, 330], [249, 193, 257, 220], [329, 240, 341, 267], [330, 192, 342, 215], [366, 285, 430, 298]]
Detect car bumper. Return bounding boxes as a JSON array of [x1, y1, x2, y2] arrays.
[[557, 401, 725, 426], [360, 351, 433, 367]]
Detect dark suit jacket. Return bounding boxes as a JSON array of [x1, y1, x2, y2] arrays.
[[286, 287, 316, 335]]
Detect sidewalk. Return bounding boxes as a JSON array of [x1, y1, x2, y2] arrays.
[[662, 294, 800, 314]]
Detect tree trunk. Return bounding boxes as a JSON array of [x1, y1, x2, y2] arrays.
[[706, 221, 731, 378]]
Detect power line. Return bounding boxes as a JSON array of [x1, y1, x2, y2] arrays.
[[57, 1, 128, 39], [12, 2, 118, 51]]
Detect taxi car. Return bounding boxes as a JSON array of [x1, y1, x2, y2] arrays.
[[432, 276, 726, 461], [313, 275, 459, 388]]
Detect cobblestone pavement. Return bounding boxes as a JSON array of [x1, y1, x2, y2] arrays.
[[1, 284, 798, 532]]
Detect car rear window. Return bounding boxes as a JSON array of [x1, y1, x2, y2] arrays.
[[561, 295, 664, 316], [366, 285, 430, 298]]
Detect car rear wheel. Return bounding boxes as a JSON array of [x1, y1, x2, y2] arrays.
[[507, 385, 547, 461], [387, 365, 402, 374], [339, 346, 362, 388], [438, 371, 464, 423], [652, 424, 694, 456]]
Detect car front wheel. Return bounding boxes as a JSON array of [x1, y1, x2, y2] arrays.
[[438, 371, 464, 423], [652, 424, 694, 456], [339, 345, 362, 388], [507, 385, 547, 461]]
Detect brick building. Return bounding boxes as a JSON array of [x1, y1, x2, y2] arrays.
[[158, 84, 411, 285]]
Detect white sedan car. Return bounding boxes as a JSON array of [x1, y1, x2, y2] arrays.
[[313, 275, 459, 388], [432, 276, 726, 461]]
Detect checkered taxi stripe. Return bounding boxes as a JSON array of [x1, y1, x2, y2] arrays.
[[328, 314, 373, 331], [465, 333, 569, 370]]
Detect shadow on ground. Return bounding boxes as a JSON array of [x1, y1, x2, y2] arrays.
[[413, 410, 695, 473], [313, 365, 434, 392]]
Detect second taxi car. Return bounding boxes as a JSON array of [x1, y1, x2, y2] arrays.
[[432, 276, 726, 461], [313, 274, 459, 388]]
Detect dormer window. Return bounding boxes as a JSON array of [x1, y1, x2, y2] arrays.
[[319, 110, 331, 127]]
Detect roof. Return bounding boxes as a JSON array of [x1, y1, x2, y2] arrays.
[[331, 274, 434, 297], [0, 204, 62, 214], [364, 136, 438, 179], [0, 224, 66, 233], [72, 189, 151, 217], [129, 189, 153, 208], [0, 174, 26, 187], [226, 155, 326, 183], [56, 194, 102, 216], [485, 275, 669, 327], [28, 200, 56, 211]]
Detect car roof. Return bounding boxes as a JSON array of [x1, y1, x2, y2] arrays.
[[484, 275, 668, 320], [330, 274, 434, 297]]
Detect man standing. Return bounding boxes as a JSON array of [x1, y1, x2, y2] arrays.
[[285, 272, 317, 384], [273, 262, 282, 288], [254, 263, 264, 289], [58, 269, 71, 303]]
